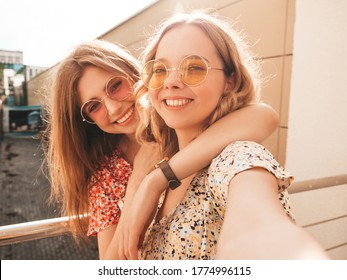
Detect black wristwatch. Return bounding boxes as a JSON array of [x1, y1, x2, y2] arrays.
[[155, 157, 182, 190]]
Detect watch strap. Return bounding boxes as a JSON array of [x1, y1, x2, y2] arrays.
[[155, 157, 182, 190]]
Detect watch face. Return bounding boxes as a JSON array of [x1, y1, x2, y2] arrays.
[[168, 180, 181, 190]]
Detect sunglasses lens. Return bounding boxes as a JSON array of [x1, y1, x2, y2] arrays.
[[81, 100, 106, 124], [141, 56, 209, 89], [106, 76, 132, 101], [142, 60, 167, 89], [180, 56, 208, 86]]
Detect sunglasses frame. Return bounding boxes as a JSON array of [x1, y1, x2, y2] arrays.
[[141, 55, 224, 90], [80, 75, 133, 124]]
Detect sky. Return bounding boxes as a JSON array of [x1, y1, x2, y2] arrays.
[[1, 0, 156, 67]]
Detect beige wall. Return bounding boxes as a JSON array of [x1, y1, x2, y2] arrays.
[[286, 0, 347, 181], [27, 69, 52, 106], [287, 0, 347, 259], [290, 183, 347, 259]]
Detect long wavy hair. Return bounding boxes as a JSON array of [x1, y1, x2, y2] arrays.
[[43, 40, 141, 239], [136, 11, 262, 158]]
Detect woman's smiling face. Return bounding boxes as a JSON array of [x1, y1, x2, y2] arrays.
[[148, 24, 227, 138], [77, 66, 138, 135]]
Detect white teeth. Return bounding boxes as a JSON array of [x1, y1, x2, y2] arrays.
[[117, 107, 134, 124], [165, 99, 191, 107]]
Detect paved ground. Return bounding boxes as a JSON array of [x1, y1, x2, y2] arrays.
[[0, 134, 99, 259]]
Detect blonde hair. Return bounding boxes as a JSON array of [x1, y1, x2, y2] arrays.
[[44, 40, 140, 239], [136, 11, 262, 158]]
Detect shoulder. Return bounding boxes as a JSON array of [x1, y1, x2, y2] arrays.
[[209, 141, 273, 171], [90, 149, 132, 187], [100, 148, 132, 172], [208, 141, 293, 190], [216, 141, 271, 159]]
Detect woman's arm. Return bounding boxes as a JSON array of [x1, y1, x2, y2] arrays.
[[97, 224, 118, 259], [216, 168, 329, 259], [168, 103, 278, 182], [124, 103, 279, 259]]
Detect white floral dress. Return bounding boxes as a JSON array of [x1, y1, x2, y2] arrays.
[[140, 141, 294, 260]]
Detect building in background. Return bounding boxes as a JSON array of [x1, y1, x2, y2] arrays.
[[0, 49, 47, 135], [0, 49, 23, 64], [26, 65, 47, 81], [0, 49, 24, 105]]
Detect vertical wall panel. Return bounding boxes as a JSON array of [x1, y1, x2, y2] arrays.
[[218, 0, 288, 58]]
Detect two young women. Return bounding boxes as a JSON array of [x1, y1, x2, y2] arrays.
[[46, 38, 278, 259]]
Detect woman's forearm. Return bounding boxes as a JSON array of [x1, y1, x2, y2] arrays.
[[169, 103, 278, 180]]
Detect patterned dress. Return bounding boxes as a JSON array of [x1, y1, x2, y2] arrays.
[[87, 149, 132, 236], [140, 141, 294, 260]]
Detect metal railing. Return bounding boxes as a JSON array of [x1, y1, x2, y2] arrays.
[[288, 174, 347, 194], [0, 216, 71, 246], [1, 174, 347, 247]]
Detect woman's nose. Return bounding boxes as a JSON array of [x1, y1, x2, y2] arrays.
[[103, 98, 123, 117], [163, 68, 185, 89]]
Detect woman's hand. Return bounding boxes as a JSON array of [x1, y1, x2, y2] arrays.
[[124, 168, 168, 259]]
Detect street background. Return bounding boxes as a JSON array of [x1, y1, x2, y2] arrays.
[[0, 135, 99, 259]]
